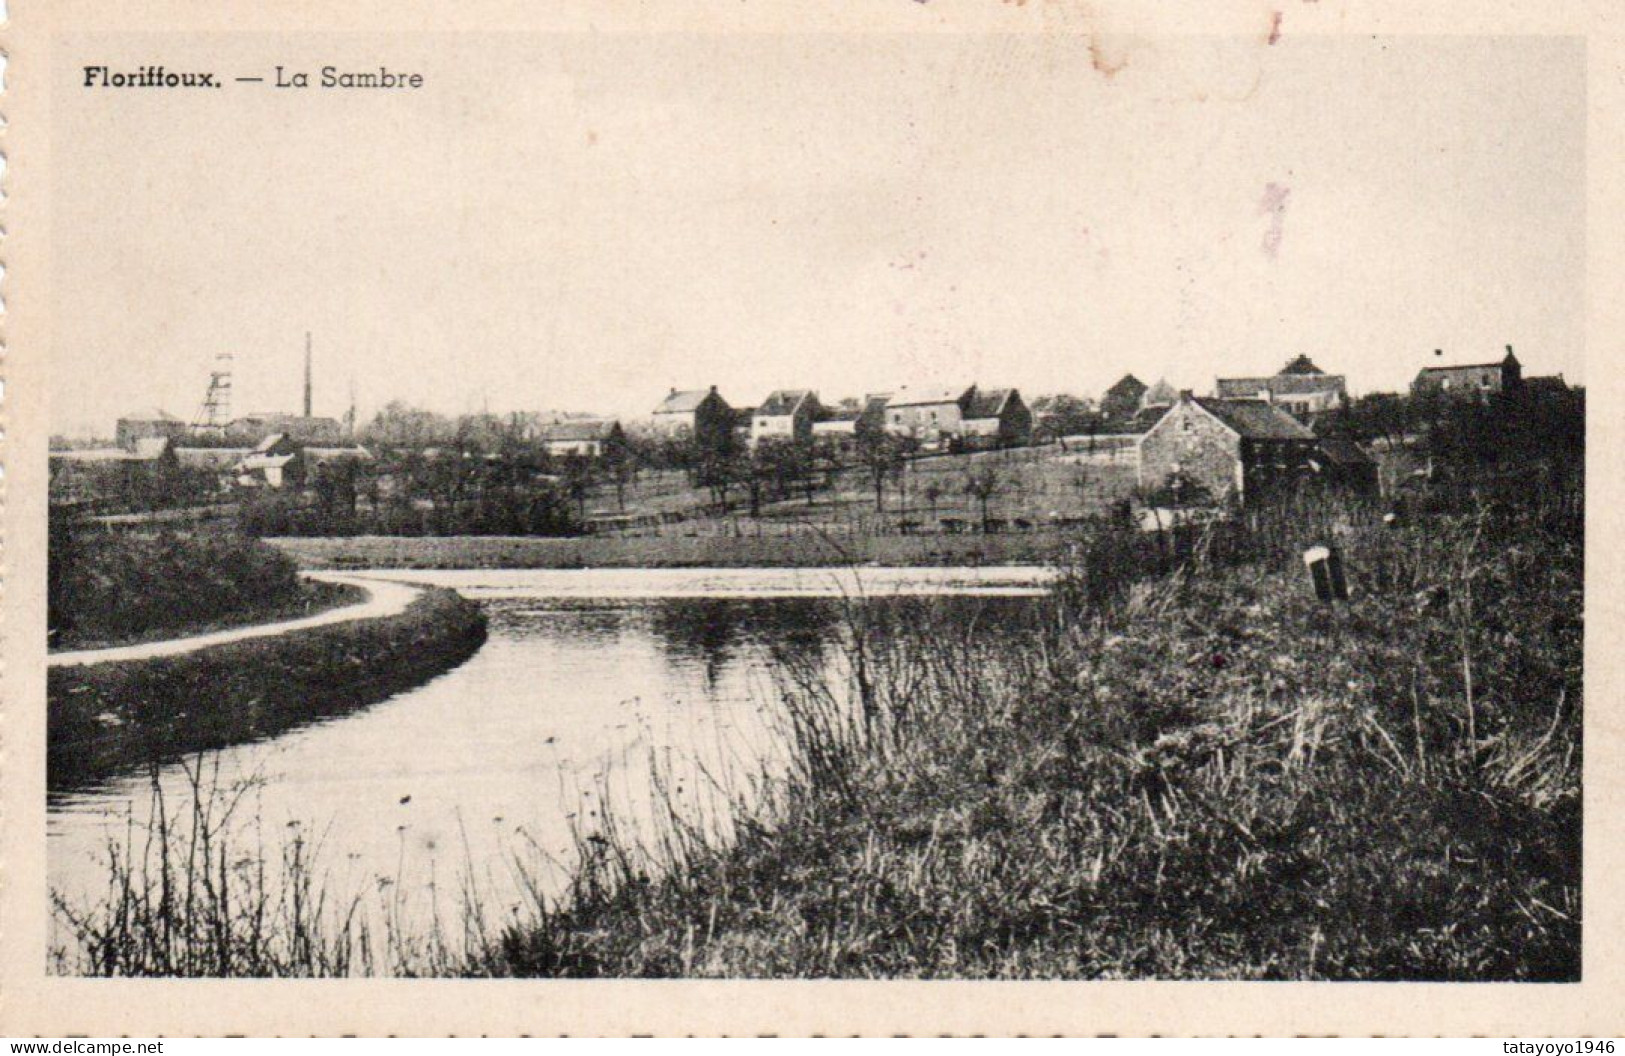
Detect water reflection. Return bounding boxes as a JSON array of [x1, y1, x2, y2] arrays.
[[48, 572, 1042, 966]]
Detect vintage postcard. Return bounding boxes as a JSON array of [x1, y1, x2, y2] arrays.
[[2, 0, 1622, 1037]]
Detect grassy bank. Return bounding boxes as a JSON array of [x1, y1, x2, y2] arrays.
[[48, 587, 488, 791], [478, 488, 1580, 980], [269, 529, 1074, 571], [50, 529, 360, 652]]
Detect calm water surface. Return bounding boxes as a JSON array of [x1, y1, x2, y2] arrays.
[[48, 566, 1047, 950]]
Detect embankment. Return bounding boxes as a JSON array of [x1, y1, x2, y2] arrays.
[[48, 587, 487, 791], [268, 530, 1074, 571]]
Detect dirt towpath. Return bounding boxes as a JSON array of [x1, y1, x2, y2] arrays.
[[47, 573, 421, 669]]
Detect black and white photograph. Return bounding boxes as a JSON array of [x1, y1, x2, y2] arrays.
[[2, 0, 1616, 1038]]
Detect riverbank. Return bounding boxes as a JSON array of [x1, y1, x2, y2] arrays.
[[268, 529, 1076, 571], [479, 492, 1581, 980], [47, 587, 488, 791], [50, 530, 354, 652]]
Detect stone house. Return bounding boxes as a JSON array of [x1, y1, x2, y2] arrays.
[[1411, 346, 1523, 400], [1138, 392, 1319, 506], [882, 385, 975, 443], [811, 395, 888, 452], [651, 386, 734, 449], [1216, 355, 1348, 419], [960, 388, 1034, 448], [115, 407, 188, 449], [537, 419, 626, 458], [750, 390, 822, 446]]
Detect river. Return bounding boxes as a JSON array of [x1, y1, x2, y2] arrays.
[[47, 566, 1050, 966]]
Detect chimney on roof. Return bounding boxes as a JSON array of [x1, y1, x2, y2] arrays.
[[710, 384, 717, 394], [669, 387, 677, 397], [1179, 389, 1194, 402]]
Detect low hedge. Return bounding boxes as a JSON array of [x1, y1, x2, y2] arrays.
[[48, 588, 487, 790]]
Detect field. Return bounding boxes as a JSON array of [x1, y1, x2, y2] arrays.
[[593, 442, 1139, 532], [273, 444, 1140, 569]]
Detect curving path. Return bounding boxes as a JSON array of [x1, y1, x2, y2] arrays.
[[47, 573, 422, 669]]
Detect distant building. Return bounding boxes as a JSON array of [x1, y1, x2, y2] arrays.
[[536, 419, 626, 458], [1138, 392, 1319, 506], [225, 413, 344, 445], [883, 385, 975, 443], [115, 407, 188, 449], [1140, 379, 1179, 413], [1309, 438, 1381, 497], [960, 388, 1033, 447], [234, 433, 304, 489], [750, 390, 822, 446], [651, 386, 734, 448], [1100, 375, 1149, 428], [1216, 355, 1348, 418], [1411, 347, 1523, 401], [812, 395, 888, 451], [49, 439, 178, 505]]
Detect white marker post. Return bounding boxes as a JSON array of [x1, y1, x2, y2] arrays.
[[1303, 544, 1349, 603]]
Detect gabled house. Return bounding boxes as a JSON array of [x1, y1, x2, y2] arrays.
[[1137, 392, 1319, 506], [115, 407, 188, 449], [1100, 375, 1149, 431], [1216, 355, 1348, 419], [537, 419, 626, 458], [651, 386, 734, 450], [883, 384, 975, 442], [1309, 438, 1380, 497], [750, 390, 822, 446], [1411, 346, 1523, 401], [960, 388, 1033, 447], [812, 395, 888, 450]]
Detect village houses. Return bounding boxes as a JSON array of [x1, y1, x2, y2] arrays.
[[1138, 391, 1323, 506], [1216, 355, 1348, 419], [882, 384, 1033, 448]]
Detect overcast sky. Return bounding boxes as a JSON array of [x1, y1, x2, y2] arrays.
[[50, 32, 1583, 435]]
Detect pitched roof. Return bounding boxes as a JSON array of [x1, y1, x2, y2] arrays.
[[1314, 438, 1376, 465], [537, 419, 621, 442], [755, 390, 815, 417], [1122, 405, 1171, 435], [888, 384, 973, 409], [253, 432, 291, 453], [1192, 397, 1316, 440], [654, 388, 720, 414], [965, 388, 1017, 419], [1104, 375, 1147, 401]]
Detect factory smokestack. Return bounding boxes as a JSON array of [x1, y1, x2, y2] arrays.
[[304, 332, 313, 417]]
